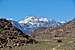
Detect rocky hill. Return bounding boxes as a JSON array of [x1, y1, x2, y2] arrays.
[[0, 18, 37, 48], [32, 18, 75, 41]]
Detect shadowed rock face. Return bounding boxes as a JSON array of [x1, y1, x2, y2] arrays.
[[32, 18, 75, 41], [0, 18, 37, 48]]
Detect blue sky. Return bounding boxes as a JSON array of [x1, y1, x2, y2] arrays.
[[0, 0, 75, 22]]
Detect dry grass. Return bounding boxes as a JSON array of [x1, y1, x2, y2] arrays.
[[0, 37, 75, 50], [1, 39, 75, 50]]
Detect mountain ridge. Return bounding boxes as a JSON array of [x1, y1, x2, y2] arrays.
[[19, 16, 64, 34]]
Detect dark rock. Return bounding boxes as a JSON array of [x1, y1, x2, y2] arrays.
[[57, 40, 62, 43]]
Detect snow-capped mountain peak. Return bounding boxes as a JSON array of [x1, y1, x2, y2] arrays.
[[19, 16, 64, 29], [19, 16, 49, 26], [19, 16, 37, 24]]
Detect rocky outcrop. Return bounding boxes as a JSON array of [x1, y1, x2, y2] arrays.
[[0, 18, 37, 48]]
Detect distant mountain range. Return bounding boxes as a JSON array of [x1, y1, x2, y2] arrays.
[[19, 16, 64, 34], [1, 16, 65, 35]]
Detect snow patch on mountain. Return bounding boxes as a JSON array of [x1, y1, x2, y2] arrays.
[[19, 16, 49, 28], [19, 16, 48, 25]]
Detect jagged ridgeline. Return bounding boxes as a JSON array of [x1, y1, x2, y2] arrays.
[[0, 18, 37, 48]]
